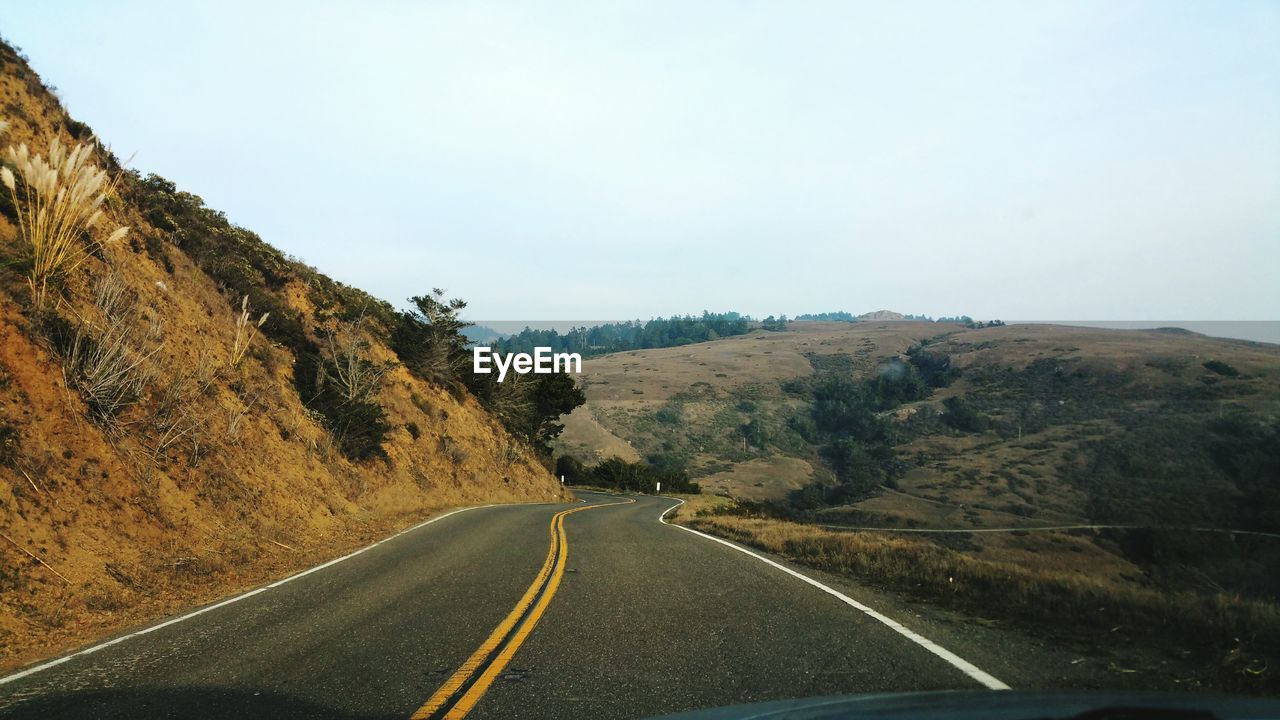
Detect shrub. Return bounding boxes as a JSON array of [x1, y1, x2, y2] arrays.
[[572, 457, 700, 493], [645, 450, 689, 476], [941, 396, 988, 433], [316, 319, 395, 403], [56, 273, 156, 424], [786, 413, 818, 443], [1, 132, 129, 308], [907, 345, 958, 387], [555, 454, 586, 483], [818, 439, 888, 496], [1203, 360, 1240, 377], [654, 404, 682, 424], [293, 320, 395, 461], [300, 362, 389, 461]]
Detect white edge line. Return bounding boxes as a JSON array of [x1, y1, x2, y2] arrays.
[[0, 503, 500, 686], [657, 497, 1011, 691]]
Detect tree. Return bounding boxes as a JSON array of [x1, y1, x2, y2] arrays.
[[555, 454, 587, 483], [761, 314, 789, 331], [289, 316, 396, 461], [391, 289, 471, 389], [527, 373, 585, 449], [317, 317, 396, 403]]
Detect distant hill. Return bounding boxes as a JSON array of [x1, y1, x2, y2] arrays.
[[856, 309, 905, 321], [557, 320, 1280, 626], [463, 324, 507, 344], [794, 310, 976, 324]]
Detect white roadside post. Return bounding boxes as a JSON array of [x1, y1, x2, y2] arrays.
[[655, 481, 661, 495]]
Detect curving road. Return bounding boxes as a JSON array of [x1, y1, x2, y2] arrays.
[[0, 492, 1022, 719]]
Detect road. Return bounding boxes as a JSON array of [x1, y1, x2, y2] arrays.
[[0, 492, 1018, 719]]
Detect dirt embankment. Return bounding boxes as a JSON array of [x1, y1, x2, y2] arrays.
[[0, 42, 567, 672]]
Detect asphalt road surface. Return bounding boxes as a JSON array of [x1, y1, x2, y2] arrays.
[[0, 492, 1015, 719]]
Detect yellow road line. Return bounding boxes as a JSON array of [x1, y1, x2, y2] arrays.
[[410, 499, 631, 720], [408, 515, 561, 719]]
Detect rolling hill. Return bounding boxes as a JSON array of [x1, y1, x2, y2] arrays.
[[558, 318, 1280, 688]]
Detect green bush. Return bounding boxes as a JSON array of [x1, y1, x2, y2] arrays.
[[907, 345, 958, 387], [555, 454, 587, 483], [941, 396, 988, 433], [818, 439, 889, 496], [654, 404, 682, 424], [1203, 359, 1240, 377], [572, 457, 700, 494], [294, 352, 390, 461]]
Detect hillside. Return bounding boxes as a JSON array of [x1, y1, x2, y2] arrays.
[[0, 41, 567, 671], [562, 320, 1280, 516], [559, 319, 1280, 688], [557, 321, 941, 494]]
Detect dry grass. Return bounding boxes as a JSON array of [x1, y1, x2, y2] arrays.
[[230, 295, 268, 368], [555, 404, 640, 463], [694, 455, 815, 501], [58, 273, 157, 425], [680, 508, 1280, 689], [1, 129, 128, 308]]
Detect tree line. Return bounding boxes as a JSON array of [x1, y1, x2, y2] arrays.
[[554, 455, 702, 494], [491, 312, 754, 358], [793, 311, 986, 324]]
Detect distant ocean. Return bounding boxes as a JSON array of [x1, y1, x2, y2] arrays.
[[1011, 321, 1280, 346]]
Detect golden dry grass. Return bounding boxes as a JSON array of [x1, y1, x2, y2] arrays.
[[569, 321, 1280, 510], [678, 509, 1280, 674], [1, 129, 129, 309], [555, 404, 641, 463], [693, 455, 815, 501], [229, 295, 268, 368]]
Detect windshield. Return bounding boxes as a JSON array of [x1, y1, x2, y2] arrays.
[[0, 3, 1276, 719]]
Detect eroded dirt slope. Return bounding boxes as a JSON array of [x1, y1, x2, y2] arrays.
[[0, 41, 566, 671]]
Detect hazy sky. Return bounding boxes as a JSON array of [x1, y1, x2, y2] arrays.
[[4, 1, 1277, 320]]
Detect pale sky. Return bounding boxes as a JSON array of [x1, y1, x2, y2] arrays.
[[4, 1, 1278, 320]]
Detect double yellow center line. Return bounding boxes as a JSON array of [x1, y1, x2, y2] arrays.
[[410, 499, 630, 720]]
